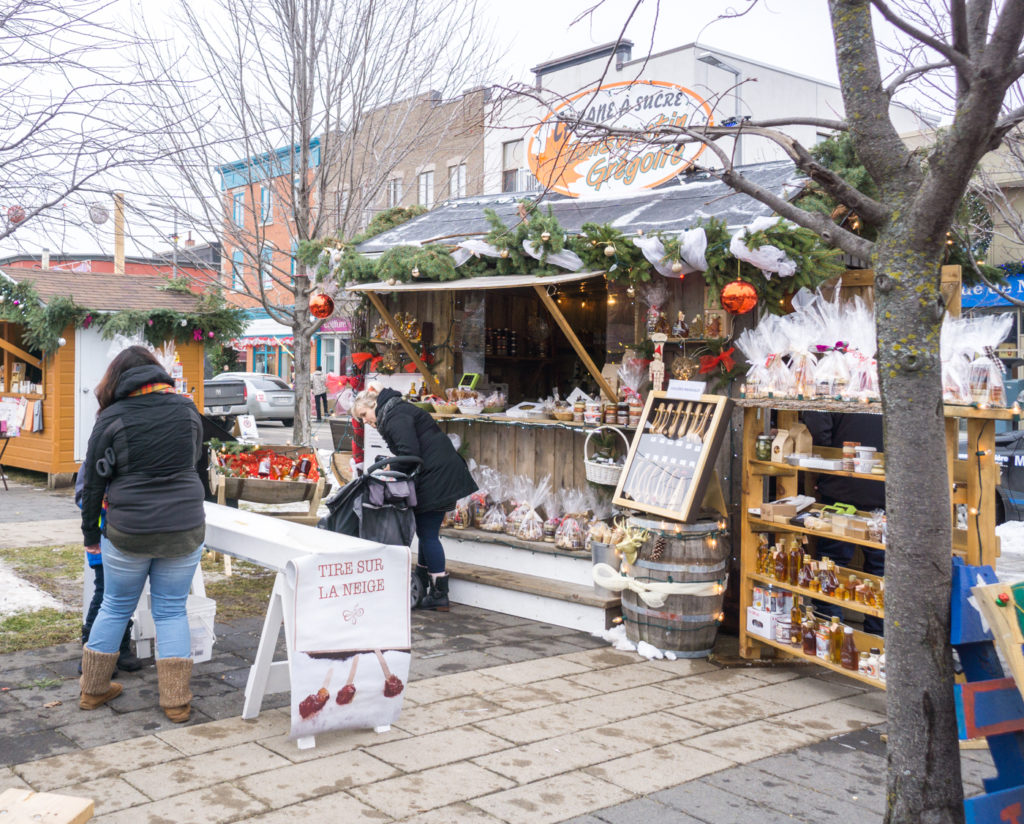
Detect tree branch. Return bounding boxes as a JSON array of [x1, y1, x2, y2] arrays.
[[680, 127, 873, 260], [869, 0, 972, 75], [884, 60, 953, 97]]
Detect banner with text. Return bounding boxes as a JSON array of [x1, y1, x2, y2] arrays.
[[286, 543, 411, 739]]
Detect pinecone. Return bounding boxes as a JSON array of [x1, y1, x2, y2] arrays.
[[650, 536, 666, 561]]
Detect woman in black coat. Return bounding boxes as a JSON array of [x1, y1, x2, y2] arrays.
[[352, 388, 477, 610]]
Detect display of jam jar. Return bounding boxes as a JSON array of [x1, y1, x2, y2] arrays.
[[755, 434, 772, 461]]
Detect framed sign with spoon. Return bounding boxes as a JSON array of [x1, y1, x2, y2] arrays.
[[613, 392, 733, 522]]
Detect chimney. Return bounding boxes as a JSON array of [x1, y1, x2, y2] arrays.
[[114, 192, 125, 275], [41, 248, 50, 269], [185, 231, 195, 249]]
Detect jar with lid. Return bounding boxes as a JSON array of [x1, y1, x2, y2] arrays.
[[858, 651, 872, 676], [617, 402, 629, 426], [604, 403, 617, 424], [573, 401, 585, 423], [755, 435, 772, 461]]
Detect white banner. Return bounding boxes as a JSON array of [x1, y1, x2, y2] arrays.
[[285, 544, 411, 739]]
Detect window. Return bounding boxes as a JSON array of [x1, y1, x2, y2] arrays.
[[448, 163, 467, 198], [260, 186, 272, 223], [417, 170, 434, 207], [232, 192, 245, 225], [502, 140, 523, 192], [231, 250, 244, 289], [260, 245, 273, 288], [387, 178, 401, 208]]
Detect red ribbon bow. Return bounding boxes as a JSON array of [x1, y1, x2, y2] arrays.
[[699, 347, 736, 374], [351, 352, 374, 368]]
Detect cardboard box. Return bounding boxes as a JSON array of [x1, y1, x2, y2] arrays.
[[746, 606, 773, 640], [761, 500, 799, 522]]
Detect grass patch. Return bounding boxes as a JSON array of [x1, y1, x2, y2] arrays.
[[0, 609, 79, 654], [201, 555, 275, 621]]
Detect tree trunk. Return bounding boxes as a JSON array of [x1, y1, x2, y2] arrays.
[[291, 281, 314, 446], [873, 236, 964, 824]]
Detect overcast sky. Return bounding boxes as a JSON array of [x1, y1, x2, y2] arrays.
[[486, 0, 839, 86], [2, 0, 842, 261]]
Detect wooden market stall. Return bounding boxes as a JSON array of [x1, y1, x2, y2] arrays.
[[0, 268, 209, 487]]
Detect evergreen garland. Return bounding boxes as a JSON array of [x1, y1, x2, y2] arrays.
[[0, 278, 245, 355]]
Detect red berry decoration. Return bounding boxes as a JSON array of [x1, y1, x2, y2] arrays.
[[720, 279, 758, 315], [7, 205, 25, 224], [309, 293, 335, 319], [996, 592, 1010, 606]]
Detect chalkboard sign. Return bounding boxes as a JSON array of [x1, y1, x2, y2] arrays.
[[612, 392, 733, 522]]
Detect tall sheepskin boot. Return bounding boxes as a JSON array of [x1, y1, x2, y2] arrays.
[[79, 647, 122, 710], [156, 657, 193, 723], [419, 573, 450, 612]]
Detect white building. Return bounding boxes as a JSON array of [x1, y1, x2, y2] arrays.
[[484, 41, 931, 197]]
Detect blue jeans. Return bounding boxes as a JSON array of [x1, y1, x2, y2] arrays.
[[85, 537, 203, 659], [414, 510, 446, 574]]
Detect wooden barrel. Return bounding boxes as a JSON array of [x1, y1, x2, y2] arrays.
[[621, 518, 728, 658]]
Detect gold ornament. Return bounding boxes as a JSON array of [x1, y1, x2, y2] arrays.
[[626, 285, 636, 298], [499, 248, 509, 259], [671, 260, 683, 274], [604, 244, 616, 258], [386, 277, 397, 286], [540, 231, 551, 242], [411, 266, 420, 278]]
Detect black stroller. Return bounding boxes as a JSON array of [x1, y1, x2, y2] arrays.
[[319, 456, 425, 605]]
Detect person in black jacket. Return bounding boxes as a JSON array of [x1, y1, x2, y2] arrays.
[[78, 346, 205, 721], [351, 388, 477, 610]]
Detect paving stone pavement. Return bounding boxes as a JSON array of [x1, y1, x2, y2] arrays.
[[0, 478, 998, 822]]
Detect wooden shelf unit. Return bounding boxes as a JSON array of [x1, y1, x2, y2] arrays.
[[737, 400, 1003, 684]]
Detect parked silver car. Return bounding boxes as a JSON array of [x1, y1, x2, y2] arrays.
[[207, 372, 296, 426]]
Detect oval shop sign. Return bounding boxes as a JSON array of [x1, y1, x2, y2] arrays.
[[526, 80, 713, 198]]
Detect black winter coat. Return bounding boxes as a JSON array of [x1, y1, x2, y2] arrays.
[[374, 388, 477, 513], [81, 363, 205, 547]]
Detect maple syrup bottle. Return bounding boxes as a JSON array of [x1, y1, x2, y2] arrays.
[[798, 555, 814, 589], [829, 617, 843, 664], [814, 617, 831, 660], [822, 560, 840, 596], [773, 546, 787, 581], [789, 596, 803, 646], [787, 538, 802, 586], [840, 626, 859, 670], [802, 613, 817, 656]]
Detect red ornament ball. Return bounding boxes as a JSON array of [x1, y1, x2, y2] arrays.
[[720, 279, 758, 315], [309, 293, 335, 319], [7, 205, 25, 224]]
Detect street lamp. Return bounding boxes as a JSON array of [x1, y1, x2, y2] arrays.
[[697, 51, 744, 166]]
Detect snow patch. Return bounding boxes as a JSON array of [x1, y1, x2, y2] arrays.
[[996, 520, 1024, 582], [0, 559, 62, 617]]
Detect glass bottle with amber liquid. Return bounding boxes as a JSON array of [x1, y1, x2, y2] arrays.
[[801, 612, 817, 656], [829, 617, 843, 664], [798, 554, 814, 589], [789, 596, 803, 646], [787, 537, 802, 586], [840, 626, 859, 670], [821, 559, 841, 596], [773, 545, 787, 581]]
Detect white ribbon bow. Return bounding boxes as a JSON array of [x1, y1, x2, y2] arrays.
[[591, 563, 724, 608]]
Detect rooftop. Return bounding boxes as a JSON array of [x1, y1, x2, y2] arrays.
[[0, 267, 205, 312], [357, 160, 802, 254]]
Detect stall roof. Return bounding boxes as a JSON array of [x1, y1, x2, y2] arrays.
[[346, 270, 605, 293], [357, 160, 801, 254], [0, 267, 203, 312]]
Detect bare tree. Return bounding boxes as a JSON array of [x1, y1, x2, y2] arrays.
[[136, 0, 498, 444], [0, 0, 185, 246], [528, 3, 1024, 823]]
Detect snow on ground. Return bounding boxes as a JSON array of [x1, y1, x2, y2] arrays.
[[0, 559, 61, 617], [996, 520, 1024, 582]]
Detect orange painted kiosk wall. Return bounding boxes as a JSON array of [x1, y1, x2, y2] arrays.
[[0, 321, 206, 485]]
